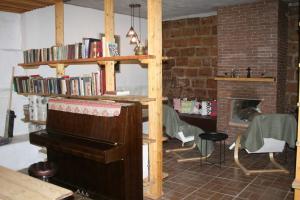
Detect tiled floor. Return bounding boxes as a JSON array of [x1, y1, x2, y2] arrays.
[[144, 139, 296, 200]]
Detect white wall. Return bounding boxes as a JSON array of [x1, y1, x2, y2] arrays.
[[0, 5, 149, 172], [21, 4, 148, 93], [0, 12, 27, 136]]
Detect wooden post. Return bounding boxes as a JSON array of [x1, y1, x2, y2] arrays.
[[294, 21, 300, 200], [147, 0, 163, 198], [104, 0, 115, 91], [55, 0, 64, 77], [55, 0, 64, 46]]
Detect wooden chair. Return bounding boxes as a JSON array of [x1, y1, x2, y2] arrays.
[[234, 114, 297, 175]]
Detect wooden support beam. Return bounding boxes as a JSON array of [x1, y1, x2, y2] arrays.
[[54, 0, 64, 77], [56, 64, 65, 77], [294, 26, 300, 199], [104, 0, 115, 91], [146, 0, 163, 198], [55, 0, 64, 46]]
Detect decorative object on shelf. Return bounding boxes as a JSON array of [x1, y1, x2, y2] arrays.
[[231, 68, 238, 78], [247, 67, 251, 78], [134, 44, 146, 55], [108, 42, 119, 56]]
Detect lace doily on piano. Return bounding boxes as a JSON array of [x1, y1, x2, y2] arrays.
[[48, 98, 125, 117]]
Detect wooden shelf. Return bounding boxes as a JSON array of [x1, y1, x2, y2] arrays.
[[17, 93, 155, 104], [214, 77, 275, 82], [21, 118, 46, 125], [18, 55, 155, 68]]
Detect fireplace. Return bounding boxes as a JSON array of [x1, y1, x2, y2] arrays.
[[229, 98, 262, 127], [216, 0, 287, 143]]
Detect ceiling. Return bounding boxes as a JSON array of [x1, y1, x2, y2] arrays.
[[0, 0, 56, 13], [65, 0, 258, 20], [0, 0, 298, 20]]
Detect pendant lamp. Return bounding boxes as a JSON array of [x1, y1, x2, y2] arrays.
[[126, 4, 137, 38]]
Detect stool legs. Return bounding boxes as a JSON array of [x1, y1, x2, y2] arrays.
[[200, 139, 226, 168]]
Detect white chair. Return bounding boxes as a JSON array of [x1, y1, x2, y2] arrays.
[[234, 114, 297, 175], [175, 131, 195, 147]]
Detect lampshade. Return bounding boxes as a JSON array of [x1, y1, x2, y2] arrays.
[[130, 33, 139, 44], [126, 26, 137, 38]]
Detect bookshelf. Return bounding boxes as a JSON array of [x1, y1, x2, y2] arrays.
[[17, 0, 163, 198], [18, 55, 155, 68], [18, 92, 155, 105]]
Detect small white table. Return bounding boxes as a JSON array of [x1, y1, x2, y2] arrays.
[[0, 165, 73, 200]]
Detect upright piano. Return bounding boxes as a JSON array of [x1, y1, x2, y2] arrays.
[[29, 99, 143, 200]]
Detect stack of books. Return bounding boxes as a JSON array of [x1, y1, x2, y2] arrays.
[[13, 68, 106, 96], [23, 36, 120, 64]]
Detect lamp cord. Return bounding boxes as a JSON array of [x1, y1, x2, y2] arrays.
[[139, 4, 142, 43]]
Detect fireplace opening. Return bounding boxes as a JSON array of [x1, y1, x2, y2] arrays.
[[230, 98, 262, 125]]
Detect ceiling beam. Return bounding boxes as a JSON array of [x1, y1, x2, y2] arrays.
[[0, 5, 27, 13], [0, 0, 56, 13]]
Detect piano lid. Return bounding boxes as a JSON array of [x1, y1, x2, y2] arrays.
[[48, 98, 132, 117]]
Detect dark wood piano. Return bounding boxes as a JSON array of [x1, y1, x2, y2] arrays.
[[29, 99, 143, 200]]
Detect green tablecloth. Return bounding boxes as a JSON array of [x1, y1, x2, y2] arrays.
[[240, 114, 297, 152], [163, 105, 214, 156]]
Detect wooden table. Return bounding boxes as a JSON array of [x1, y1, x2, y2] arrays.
[[0, 165, 73, 200]]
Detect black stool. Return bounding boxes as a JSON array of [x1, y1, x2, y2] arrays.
[[199, 132, 228, 167], [28, 161, 57, 182]]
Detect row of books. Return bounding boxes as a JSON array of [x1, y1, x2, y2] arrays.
[[23, 36, 119, 64], [13, 68, 106, 96]]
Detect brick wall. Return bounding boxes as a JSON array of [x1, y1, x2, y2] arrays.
[[162, 16, 218, 100], [217, 0, 288, 143], [277, 0, 288, 113], [286, 4, 299, 112]]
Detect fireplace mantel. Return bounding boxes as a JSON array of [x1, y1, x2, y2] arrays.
[[214, 77, 275, 82]]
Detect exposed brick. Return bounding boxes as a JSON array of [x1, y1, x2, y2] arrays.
[[182, 28, 195, 37], [195, 27, 211, 35], [166, 49, 179, 57], [187, 18, 200, 26], [202, 37, 217, 46], [180, 48, 195, 56], [172, 68, 184, 76], [287, 82, 298, 92], [184, 68, 198, 77], [174, 39, 188, 47], [196, 47, 210, 56], [193, 89, 207, 97], [176, 57, 188, 66], [187, 37, 202, 46], [163, 39, 174, 48], [212, 25, 217, 35], [177, 78, 190, 87], [191, 79, 206, 88], [171, 19, 186, 28], [188, 58, 202, 67], [207, 79, 217, 88], [198, 67, 213, 76], [210, 47, 218, 56]]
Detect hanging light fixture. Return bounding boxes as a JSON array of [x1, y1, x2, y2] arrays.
[[134, 3, 147, 55], [126, 4, 138, 38]]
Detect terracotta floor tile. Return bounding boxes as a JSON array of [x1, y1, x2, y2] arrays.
[[67, 138, 296, 200]]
